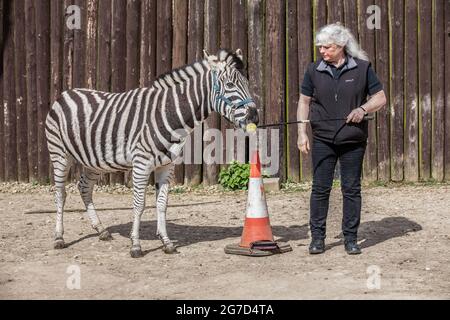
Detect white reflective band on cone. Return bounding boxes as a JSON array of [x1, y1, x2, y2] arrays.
[[245, 177, 269, 218]]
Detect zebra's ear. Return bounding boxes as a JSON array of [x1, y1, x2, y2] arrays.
[[235, 48, 243, 61], [204, 50, 221, 70]]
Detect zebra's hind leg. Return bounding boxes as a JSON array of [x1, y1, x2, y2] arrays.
[[155, 164, 177, 254], [78, 169, 112, 241], [50, 154, 72, 249], [129, 165, 152, 258]]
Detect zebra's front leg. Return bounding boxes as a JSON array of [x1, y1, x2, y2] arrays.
[[78, 170, 112, 241], [129, 167, 151, 258], [155, 165, 177, 254]]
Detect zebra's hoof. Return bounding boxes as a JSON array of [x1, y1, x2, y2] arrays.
[[54, 238, 65, 249], [99, 230, 112, 241], [130, 246, 143, 258], [163, 243, 178, 254]]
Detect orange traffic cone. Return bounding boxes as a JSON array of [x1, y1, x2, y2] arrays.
[[239, 151, 273, 247], [224, 150, 292, 256]]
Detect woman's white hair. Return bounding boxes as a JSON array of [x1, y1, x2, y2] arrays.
[[315, 23, 369, 61]]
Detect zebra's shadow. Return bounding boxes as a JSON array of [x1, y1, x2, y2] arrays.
[[107, 221, 309, 249]]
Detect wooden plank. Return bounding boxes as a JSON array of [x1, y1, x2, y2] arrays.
[[172, 0, 188, 185], [97, 0, 112, 92], [97, 0, 112, 185], [110, 0, 127, 185], [185, 0, 203, 186], [203, 0, 221, 186], [0, 0, 4, 181], [3, 0, 17, 181], [431, 0, 445, 181], [265, 0, 286, 180], [390, 0, 404, 181], [418, 0, 432, 180], [231, 0, 248, 64], [220, 0, 232, 172], [298, 0, 313, 182], [25, 0, 38, 182], [140, 0, 157, 86], [63, 0, 74, 92], [359, 0, 377, 181], [126, 0, 140, 90], [36, 0, 51, 183], [14, 0, 28, 182], [156, 0, 173, 76], [327, 0, 344, 24], [286, 0, 299, 182], [343, 0, 358, 38], [73, 0, 86, 88], [247, 0, 265, 124], [445, 0, 450, 181], [313, 0, 327, 59], [85, 0, 98, 90], [404, 0, 419, 181]]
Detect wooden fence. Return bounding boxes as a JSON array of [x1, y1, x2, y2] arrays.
[[0, 0, 449, 185]]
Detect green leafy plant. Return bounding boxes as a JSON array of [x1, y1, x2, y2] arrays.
[[218, 161, 250, 190]]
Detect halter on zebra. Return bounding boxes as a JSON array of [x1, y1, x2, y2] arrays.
[[45, 49, 259, 258]]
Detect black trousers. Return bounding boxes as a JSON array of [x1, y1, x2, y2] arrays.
[[310, 137, 367, 242]]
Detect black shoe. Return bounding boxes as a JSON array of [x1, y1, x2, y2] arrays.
[[344, 240, 361, 255], [309, 239, 325, 254]]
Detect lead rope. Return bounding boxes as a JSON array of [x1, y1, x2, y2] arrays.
[[257, 114, 375, 128]]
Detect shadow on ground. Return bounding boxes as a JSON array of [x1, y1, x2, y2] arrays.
[[63, 217, 422, 254], [106, 222, 309, 249], [326, 217, 422, 250]]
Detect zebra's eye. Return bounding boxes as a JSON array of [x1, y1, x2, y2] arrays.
[[225, 82, 235, 90]]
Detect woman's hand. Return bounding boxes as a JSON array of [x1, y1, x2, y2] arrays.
[[346, 107, 366, 123], [297, 133, 310, 155]]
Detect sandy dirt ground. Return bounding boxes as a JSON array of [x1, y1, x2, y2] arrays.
[[0, 183, 449, 300]]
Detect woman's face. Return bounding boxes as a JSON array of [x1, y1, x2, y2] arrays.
[[318, 43, 344, 62]]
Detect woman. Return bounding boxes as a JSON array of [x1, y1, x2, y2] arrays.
[[297, 24, 386, 255]]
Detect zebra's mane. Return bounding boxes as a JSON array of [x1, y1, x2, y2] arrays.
[[152, 49, 245, 89], [217, 49, 245, 71]]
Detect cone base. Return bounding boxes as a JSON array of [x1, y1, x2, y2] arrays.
[[224, 243, 293, 257]]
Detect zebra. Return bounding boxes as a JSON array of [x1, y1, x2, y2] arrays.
[[45, 49, 259, 258]]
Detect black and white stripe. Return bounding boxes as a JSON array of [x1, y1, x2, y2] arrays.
[[45, 49, 259, 257]]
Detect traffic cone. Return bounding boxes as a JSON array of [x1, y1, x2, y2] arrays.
[[224, 150, 292, 256], [239, 151, 273, 247]]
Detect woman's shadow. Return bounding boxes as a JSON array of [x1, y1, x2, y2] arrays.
[[326, 216, 422, 250]]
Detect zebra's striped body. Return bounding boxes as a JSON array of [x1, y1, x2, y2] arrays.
[[45, 49, 258, 257]]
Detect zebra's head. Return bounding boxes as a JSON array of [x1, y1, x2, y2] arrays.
[[205, 49, 259, 131]]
